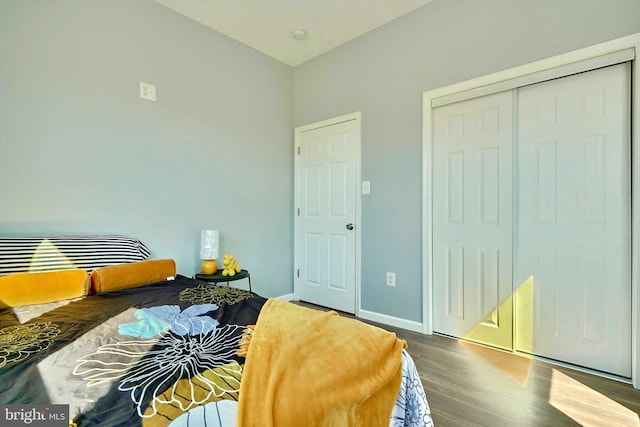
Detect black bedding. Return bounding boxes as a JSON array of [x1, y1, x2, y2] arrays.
[[1, 274, 433, 427], [0, 275, 265, 426]]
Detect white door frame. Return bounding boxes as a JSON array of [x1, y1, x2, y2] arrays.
[[294, 111, 362, 316], [422, 33, 640, 388]]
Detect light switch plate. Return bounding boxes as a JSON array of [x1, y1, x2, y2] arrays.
[[140, 81, 156, 101], [362, 181, 371, 194]]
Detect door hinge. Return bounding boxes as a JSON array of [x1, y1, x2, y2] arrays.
[[297, 208, 300, 216], [297, 146, 300, 155], [297, 269, 300, 278]]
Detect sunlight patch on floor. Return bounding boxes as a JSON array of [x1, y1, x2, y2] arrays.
[[460, 340, 533, 387], [549, 368, 640, 426]]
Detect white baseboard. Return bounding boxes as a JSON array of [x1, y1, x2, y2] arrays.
[[358, 309, 423, 333], [270, 297, 424, 333]]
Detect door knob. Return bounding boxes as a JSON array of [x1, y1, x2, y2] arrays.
[[346, 223, 354, 230]]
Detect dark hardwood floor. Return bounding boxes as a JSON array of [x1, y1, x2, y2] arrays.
[[294, 301, 640, 427]]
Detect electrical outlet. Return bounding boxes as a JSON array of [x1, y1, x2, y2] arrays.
[[386, 272, 396, 287]]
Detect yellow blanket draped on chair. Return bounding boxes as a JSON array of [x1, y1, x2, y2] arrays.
[[237, 299, 407, 427]]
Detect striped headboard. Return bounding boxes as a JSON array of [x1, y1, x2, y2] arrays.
[[0, 235, 151, 276]]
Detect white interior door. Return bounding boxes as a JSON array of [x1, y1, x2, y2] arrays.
[[515, 63, 631, 377], [295, 118, 358, 313], [432, 91, 514, 350]]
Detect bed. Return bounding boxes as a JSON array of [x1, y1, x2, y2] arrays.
[[0, 236, 433, 426]]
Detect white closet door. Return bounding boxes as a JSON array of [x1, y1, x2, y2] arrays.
[[433, 91, 514, 351], [515, 64, 631, 377]]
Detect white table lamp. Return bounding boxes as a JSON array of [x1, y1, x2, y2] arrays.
[[200, 230, 219, 275]]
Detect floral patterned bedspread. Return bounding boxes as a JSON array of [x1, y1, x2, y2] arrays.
[[0, 275, 432, 426]]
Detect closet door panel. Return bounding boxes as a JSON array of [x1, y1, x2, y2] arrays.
[[433, 91, 514, 350], [515, 63, 631, 377]]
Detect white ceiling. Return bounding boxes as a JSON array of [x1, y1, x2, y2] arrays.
[[153, 0, 435, 67]]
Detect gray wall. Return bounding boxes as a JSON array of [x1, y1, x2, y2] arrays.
[[293, 0, 640, 322], [0, 0, 294, 297], [3, 0, 640, 322]]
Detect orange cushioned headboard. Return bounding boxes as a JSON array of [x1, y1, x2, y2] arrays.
[[0, 269, 90, 308], [90, 259, 176, 293]]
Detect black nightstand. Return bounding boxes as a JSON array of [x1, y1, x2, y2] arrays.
[[195, 269, 251, 292]]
